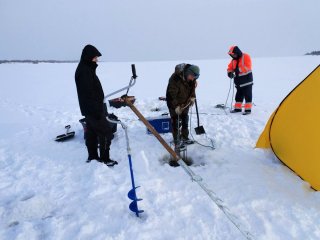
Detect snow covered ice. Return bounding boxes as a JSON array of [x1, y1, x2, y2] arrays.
[[1, 56, 320, 239]]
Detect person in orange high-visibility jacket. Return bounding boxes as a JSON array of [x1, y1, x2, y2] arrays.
[[227, 46, 253, 115]]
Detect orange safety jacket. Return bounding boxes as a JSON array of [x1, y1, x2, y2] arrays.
[[227, 53, 252, 77]]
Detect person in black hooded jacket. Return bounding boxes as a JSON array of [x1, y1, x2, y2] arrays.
[[75, 44, 118, 167]]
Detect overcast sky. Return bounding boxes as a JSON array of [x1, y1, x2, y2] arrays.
[[0, 0, 319, 61]]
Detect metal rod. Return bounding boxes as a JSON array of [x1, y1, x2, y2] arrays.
[[106, 116, 142, 217], [104, 77, 136, 100]]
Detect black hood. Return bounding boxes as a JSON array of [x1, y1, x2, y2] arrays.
[[80, 45, 102, 62], [230, 46, 243, 59]]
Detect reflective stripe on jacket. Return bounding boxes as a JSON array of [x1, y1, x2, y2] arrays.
[[227, 53, 252, 77]]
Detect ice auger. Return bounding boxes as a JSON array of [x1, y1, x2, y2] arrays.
[[105, 64, 144, 217]]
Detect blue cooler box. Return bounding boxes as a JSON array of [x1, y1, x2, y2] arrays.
[[146, 116, 172, 134]]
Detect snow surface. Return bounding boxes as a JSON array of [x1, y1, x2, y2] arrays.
[[1, 56, 320, 239]]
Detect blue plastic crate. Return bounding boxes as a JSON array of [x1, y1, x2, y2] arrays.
[[146, 116, 172, 134]]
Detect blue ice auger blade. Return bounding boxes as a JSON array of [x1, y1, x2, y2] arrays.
[[128, 186, 140, 200], [127, 154, 144, 217], [128, 187, 144, 216], [129, 200, 144, 217]]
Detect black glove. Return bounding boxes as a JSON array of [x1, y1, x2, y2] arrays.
[[228, 72, 234, 79]]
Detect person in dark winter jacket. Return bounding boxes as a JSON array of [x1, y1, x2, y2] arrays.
[[227, 46, 253, 115], [166, 64, 199, 148], [75, 44, 118, 167]]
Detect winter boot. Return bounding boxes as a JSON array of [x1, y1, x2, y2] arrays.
[[169, 160, 180, 167], [181, 137, 194, 145], [230, 109, 242, 113], [103, 159, 118, 167], [87, 156, 101, 163], [243, 109, 251, 115], [100, 143, 118, 167]]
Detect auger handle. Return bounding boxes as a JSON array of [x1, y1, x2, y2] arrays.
[[104, 65, 137, 100], [131, 64, 137, 79]]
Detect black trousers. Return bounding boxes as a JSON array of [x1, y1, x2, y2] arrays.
[[85, 115, 114, 161], [235, 85, 253, 104], [169, 108, 189, 143]]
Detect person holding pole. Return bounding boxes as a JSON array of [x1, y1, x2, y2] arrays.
[[227, 46, 253, 115], [166, 63, 200, 150]]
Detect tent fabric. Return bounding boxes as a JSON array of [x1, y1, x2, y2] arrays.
[[255, 111, 275, 149], [256, 65, 320, 190]]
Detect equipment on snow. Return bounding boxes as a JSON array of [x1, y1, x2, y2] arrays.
[[104, 64, 137, 101], [106, 113, 119, 133], [194, 98, 205, 135], [104, 64, 143, 216], [123, 96, 181, 161], [107, 115, 143, 215], [146, 115, 172, 134], [214, 103, 227, 109], [79, 113, 118, 140], [215, 77, 235, 114], [55, 125, 75, 142], [109, 96, 136, 109], [188, 106, 215, 150]]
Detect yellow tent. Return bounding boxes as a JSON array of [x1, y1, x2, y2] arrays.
[[256, 65, 320, 190]]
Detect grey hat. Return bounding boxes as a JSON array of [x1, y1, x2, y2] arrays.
[[187, 65, 200, 78]]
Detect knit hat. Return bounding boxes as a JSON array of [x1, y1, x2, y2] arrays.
[[186, 65, 200, 79]]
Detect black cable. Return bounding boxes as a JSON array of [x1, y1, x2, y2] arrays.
[[215, 78, 235, 115], [190, 112, 226, 116], [189, 106, 215, 149]]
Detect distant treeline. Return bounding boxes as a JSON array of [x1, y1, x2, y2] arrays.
[[0, 60, 78, 64], [305, 51, 320, 56]]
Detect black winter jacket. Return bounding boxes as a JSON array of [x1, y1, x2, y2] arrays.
[[75, 45, 104, 118]]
